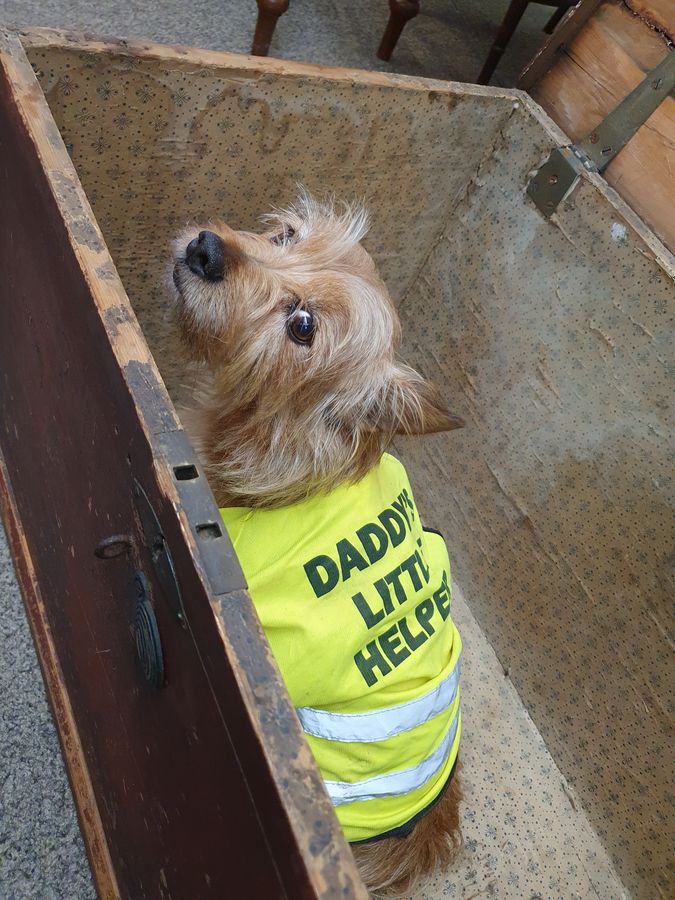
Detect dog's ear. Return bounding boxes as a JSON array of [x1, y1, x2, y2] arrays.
[[374, 364, 464, 435]]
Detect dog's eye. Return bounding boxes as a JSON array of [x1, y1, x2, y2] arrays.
[[287, 307, 314, 345], [271, 225, 296, 246]]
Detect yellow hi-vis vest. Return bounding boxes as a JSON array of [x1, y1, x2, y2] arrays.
[[220, 453, 461, 842]]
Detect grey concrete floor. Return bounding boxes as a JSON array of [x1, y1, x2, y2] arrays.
[[0, 2, 553, 898]]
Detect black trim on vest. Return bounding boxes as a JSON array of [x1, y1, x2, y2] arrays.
[[422, 525, 444, 538], [349, 757, 459, 845]]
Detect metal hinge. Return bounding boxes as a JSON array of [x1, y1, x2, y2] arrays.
[[528, 51, 675, 217], [134, 478, 188, 627], [93, 433, 245, 686]]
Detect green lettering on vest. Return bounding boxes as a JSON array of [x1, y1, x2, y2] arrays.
[[416, 543, 430, 583], [378, 508, 407, 547], [354, 640, 392, 687], [378, 625, 411, 668], [352, 591, 385, 629], [433, 572, 451, 620], [398, 614, 428, 652], [384, 565, 407, 605], [415, 598, 436, 636], [337, 538, 369, 581], [400, 551, 423, 592], [304, 555, 339, 598], [373, 577, 394, 615], [392, 496, 411, 529], [356, 522, 389, 565], [402, 488, 415, 521]]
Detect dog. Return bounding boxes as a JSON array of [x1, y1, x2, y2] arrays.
[[171, 193, 464, 896]]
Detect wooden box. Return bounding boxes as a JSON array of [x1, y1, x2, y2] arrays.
[[0, 27, 672, 899]]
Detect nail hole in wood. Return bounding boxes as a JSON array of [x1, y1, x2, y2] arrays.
[[174, 464, 199, 480], [196, 522, 222, 539]]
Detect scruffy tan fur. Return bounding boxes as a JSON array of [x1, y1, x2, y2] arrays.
[[352, 765, 462, 898], [171, 193, 463, 893]]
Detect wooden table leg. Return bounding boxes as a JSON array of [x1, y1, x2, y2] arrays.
[[251, 0, 290, 56], [377, 0, 420, 61], [477, 0, 530, 84]]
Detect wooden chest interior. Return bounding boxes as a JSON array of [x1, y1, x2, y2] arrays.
[[1, 27, 673, 899]]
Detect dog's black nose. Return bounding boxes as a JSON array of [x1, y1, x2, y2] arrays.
[[185, 230, 225, 281]]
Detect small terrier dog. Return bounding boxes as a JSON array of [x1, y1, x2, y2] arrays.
[[172, 194, 464, 897]]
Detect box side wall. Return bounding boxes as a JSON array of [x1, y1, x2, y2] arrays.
[[394, 104, 674, 898]]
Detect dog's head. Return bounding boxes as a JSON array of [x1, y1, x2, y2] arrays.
[[171, 193, 462, 507]]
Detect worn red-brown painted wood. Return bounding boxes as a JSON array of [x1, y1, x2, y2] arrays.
[[0, 28, 365, 900]]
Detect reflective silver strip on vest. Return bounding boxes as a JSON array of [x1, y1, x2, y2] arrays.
[[324, 709, 460, 806], [296, 655, 461, 743]]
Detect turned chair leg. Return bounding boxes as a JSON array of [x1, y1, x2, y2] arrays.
[[543, 1, 574, 35], [251, 0, 290, 56], [377, 0, 420, 61], [477, 0, 530, 84]]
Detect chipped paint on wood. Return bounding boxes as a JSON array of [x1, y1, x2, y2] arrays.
[[0, 454, 120, 900]]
